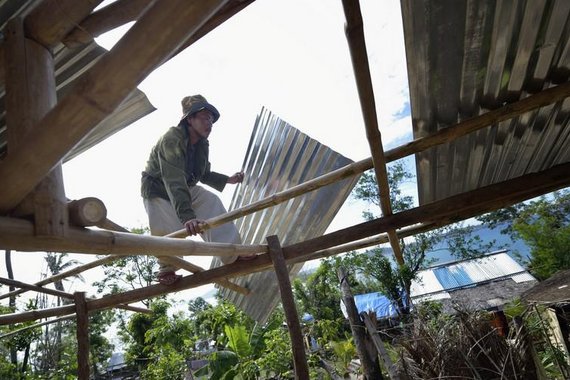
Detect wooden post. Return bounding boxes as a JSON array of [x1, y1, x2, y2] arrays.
[[362, 312, 399, 379], [338, 267, 383, 379], [267, 235, 309, 379], [74, 292, 90, 380], [4, 17, 67, 236]]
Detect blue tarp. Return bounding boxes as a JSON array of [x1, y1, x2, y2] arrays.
[[341, 292, 403, 319]]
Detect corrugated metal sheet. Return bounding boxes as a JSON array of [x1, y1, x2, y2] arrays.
[[0, 1, 155, 160], [424, 251, 535, 293], [211, 108, 360, 323], [401, 0, 570, 204]]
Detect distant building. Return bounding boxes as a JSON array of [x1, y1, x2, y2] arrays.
[[344, 251, 537, 319]]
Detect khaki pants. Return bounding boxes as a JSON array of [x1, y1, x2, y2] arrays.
[[143, 185, 241, 272]]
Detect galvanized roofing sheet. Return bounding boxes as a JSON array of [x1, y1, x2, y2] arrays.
[[402, 0, 570, 204], [412, 251, 535, 298], [0, 1, 155, 161], [211, 108, 360, 323]]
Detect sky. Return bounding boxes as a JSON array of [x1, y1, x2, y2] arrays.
[[2, 0, 414, 319]]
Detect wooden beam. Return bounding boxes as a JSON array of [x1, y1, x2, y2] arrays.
[[0, 256, 119, 301], [0, 0, 230, 214], [1, 163, 569, 325], [167, 82, 570, 239], [63, 0, 154, 48], [267, 236, 309, 379], [74, 292, 90, 380], [342, 0, 403, 264], [24, 0, 104, 48], [0, 277, 150, 314], [0, 216, 266, 258]]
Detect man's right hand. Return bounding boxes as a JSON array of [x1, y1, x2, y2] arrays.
[[184, 219, 205, 236]]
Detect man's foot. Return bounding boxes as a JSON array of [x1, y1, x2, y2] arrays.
[[157, 271, 182, 285], [236, 254, 257, 262]]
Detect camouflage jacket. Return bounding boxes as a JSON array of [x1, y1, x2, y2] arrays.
[[141, 125, 228, 223]]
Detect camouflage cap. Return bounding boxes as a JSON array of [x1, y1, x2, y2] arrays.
[[180, 94, 220, 123]]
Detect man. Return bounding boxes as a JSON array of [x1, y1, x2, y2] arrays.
[[141, 94, 252, 285]]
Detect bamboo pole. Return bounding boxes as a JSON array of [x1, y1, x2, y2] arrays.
[[24, 0, 104, 48], [0, 315, 76, 340], [283, 162, 570, 259], [74, 292, 90, 380], [0, 216, 266, 258], [0, 277, 150, 314], [167, 82, 570, 239], [290, 222, 438, 265], [342, 0, 404, 265], [0, 256, 120, 301], [68, 197, 107, 227], [0, 0, 230, 214], [2, 162, 570, 325], [99, 219, 250, 295], [267, 236, 310, 379]]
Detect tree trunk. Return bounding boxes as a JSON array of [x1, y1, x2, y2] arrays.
[[338, 267, 383, 379], [5, 250, 18, 366]]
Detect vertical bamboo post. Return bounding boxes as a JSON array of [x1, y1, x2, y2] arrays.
[[74, 292, 90, 380], [267, 235, 309, 379], [4, 17, 67, 235], [338, 267, 383, 379]]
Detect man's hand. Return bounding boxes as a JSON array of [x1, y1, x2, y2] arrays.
[[227, 171, 245, 184], [184, 219, 205, 236]]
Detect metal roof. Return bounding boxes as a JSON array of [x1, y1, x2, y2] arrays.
[[0, 1, 155, 161], [211, 108, 360, 323], [402, 0, 570, 204], [411, 251, 536, 299]]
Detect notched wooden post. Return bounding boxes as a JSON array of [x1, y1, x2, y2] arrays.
[[4, 16, 67, 237], [267, 235, 309, 379]]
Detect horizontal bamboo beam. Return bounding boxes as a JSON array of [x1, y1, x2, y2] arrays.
[[0, 315, 76, 340], [0, 216, 267, 257], [290, 222, 438, 265], [168, 82, 570, 238], [0, 0, 229, 214], [99, 218, 250, 295], [0, 277, 149, 314], [0, 256, 119, 301]]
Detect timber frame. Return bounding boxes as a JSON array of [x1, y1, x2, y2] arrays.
[[0, 0, 568, 378]]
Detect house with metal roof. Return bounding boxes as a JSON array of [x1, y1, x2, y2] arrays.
[[347, 251, 537, 319]]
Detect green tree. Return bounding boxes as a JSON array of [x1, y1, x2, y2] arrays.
[[351, 162, 501, 314], [477, 189, 570, 279]]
